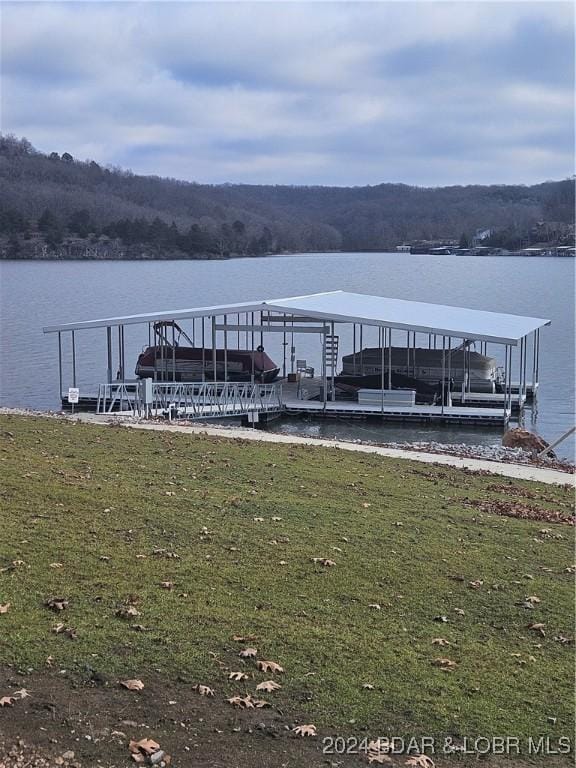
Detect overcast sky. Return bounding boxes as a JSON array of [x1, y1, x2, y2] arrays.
[[1, 1, 574, 187]]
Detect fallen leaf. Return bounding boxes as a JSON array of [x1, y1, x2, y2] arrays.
[[256, 660, 284, 674], [232, 634, 258, 642], [44, 597, 69, 612], [454, 608, 465, 616], [239, 647, 258, 658], [432, 658, 457, 671], [0, 696, 15, 707], [362, 683, 375, 690], [0, 604, 10, 614], [159, 581, 174, 590], [256, 680, 281, 693], [228, 695, 254, 708], [120, 679, 145, 691], [253, 517, 265, 522], [49, 563, 63, 569], [116, 605, 140, 619], [368, 604, 382, 610], [292, 724, 317, 737], [311, 557, 336, 567], [528, 623, 546, 636], [468, 580, 483, 589], [229, 671, 249, 681], [433, 616, 448, 623], [526, 595, 541, 604], [405, 756, 435, 768], [252, 698, 271, 708], [128, 738, 161, 756], [431, 638, 451, 646], [51, 624, 77, 639], [271, 516, 282, 521], [12, 689, 30, 699], [193, 684, 214, 696]]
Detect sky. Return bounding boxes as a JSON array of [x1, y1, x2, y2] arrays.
[[1, 1, 574, 187]]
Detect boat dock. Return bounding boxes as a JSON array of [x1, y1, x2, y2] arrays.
[[46, 290, 550, 431]]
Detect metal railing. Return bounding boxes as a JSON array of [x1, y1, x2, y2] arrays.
[[97, 382, 143, 415], [96, 381, 283, 419]]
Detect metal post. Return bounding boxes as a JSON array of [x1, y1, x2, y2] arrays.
[[58, 331, 63, 398], [251, 312, 255, 384], [322, 327, 327, 410], [446, 336, 452, 407], [71, 330, 77, 387], [107, 326, 112, 384], [353, 324, 357, 375], [441, 336, 446, 415], [212, 316, 217, 384], [388, 327, 392, 390], [202, 317, 206, 382], [223, 315, 228, 383], [380, 327, 385, 413], [330, 321, 335, 401], [171, 322, 176, 382]]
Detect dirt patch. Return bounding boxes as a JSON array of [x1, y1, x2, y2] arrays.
[[0, 668, 343, 768], [462, 497, 575, 525]]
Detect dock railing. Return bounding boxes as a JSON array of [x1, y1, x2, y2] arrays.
[[96, 381, 283, 419]]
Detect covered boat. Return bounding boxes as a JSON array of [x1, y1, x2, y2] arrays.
[[135, 321, 280, 383], [340, 344, 503, 392]]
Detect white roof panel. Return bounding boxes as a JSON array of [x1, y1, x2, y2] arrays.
[[43, 290, 550, 344], [264, 291, 550, 344]]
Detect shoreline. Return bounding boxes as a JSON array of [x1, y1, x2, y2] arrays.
[[2, 407, 573, 486]]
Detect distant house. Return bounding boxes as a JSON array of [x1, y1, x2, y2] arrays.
[[472, 228, 492, 246], [396, 244, 411, 252]]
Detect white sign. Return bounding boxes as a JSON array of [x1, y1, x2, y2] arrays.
[[67, 387, 80, 404]]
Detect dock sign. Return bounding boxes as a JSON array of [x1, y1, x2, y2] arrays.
[[67, 387, 80, 404]]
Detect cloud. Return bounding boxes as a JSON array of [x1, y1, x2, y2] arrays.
[[1, 1, 573, 186]]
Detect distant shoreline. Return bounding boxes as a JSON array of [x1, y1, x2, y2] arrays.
[[1, 250, 574, 263]]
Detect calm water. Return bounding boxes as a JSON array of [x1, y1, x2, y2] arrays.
[[1, 253, 574, 458]]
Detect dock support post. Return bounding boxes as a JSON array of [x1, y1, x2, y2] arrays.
[[223, 315, 228, 384], [380, 327, 385, 414], [387, 327, 392, 390], [441, 336, 446, 415], [58, 331, 63, 398], [322, 327, 327, 411], [106, 327, 112, 384], [71, 330, 77, 387], [212, 316, 217, 385], [331, 321, 335, 401]]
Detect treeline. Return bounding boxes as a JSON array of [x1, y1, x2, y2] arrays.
[[0, 204, 278, 258], [0, 133, 574, 260]]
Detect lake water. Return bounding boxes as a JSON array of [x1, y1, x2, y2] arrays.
[[1, 253, 574, 458]]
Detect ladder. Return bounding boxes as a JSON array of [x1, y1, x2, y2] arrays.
[[324, 334, 339, 373]]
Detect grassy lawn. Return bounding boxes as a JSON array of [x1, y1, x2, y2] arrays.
[[0, 414, 573, 759]]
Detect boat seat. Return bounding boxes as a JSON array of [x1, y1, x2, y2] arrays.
[[296, 360, 315, 378]]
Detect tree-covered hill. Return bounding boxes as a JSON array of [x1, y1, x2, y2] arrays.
[[0, 134, 574, 259]]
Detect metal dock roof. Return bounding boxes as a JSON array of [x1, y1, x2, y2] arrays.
[[43, 290, 550, 344]]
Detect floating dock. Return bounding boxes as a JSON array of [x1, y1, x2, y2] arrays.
[[47, 290, 549, 431]]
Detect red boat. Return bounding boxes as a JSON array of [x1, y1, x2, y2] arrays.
[[135, 321, 280, 383]]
